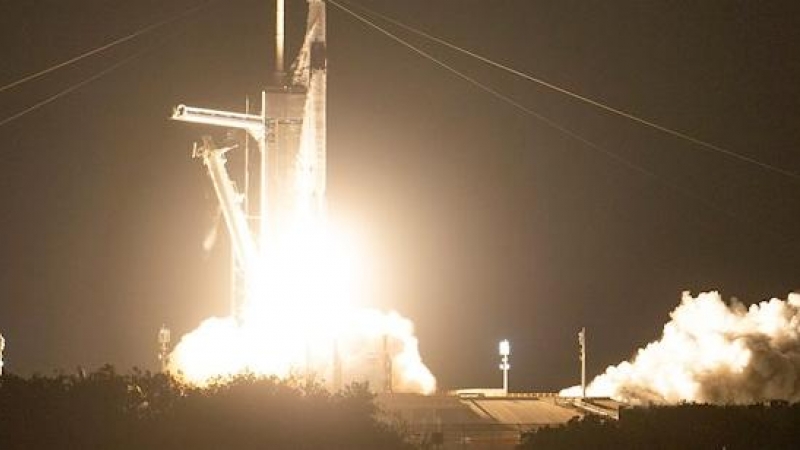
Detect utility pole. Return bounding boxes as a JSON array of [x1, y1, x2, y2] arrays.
[[579, 327, 586, 398]]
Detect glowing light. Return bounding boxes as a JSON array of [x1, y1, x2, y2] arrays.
[[169, 218, 436, 394], [169, 0, 435, 394], [499, 339, 510, 356]]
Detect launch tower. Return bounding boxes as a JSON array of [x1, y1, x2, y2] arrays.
[[171, 0, 327, 318]]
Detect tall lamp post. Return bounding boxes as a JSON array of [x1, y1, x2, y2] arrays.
[[499, 339, 510, 396], [579, 327, 586, 398]]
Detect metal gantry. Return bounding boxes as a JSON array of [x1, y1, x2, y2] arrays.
[[579, 327, 587, 398], [170, 1, 327, 320]]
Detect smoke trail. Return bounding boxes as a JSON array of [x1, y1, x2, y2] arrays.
[[562, 291, 800, 404]]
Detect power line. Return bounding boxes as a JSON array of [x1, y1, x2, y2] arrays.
[[327, 0, 796, 247], [0, 53, 144, 128], [0, 8, 211, 129], [0, 0, 216, 95], [327, 1, 679, 181], [338, 0, 800, 183]]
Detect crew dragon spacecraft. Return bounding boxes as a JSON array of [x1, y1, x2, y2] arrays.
[[172, 0, 327, 318]]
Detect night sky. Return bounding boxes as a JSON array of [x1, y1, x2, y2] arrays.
[[1, 0, 798, 392]]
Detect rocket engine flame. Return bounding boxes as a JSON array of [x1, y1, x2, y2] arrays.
[[168, 0, 435, 394], [168, 221, 436, 394], [561, 291, 800, 404], [169, 307, 436, 394]]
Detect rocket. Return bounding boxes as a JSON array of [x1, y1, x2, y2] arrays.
[[267, 0, 327, 233], [171, 0, 328, 318], [295, 0, 327, 217]]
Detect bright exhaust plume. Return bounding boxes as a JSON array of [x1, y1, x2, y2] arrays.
[[169, 222, 436, 394], [168, 0, 435, 394], [561, 291, 800, 404]]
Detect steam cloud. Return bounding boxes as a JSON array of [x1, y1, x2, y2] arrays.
[[168, 308, 436, 394], [562, 291, 800, 404]]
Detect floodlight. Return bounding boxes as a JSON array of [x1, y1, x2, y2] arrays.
[[499, 339, 510, 356]]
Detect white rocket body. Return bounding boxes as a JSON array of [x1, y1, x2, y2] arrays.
[[291, 0, 327, 220]]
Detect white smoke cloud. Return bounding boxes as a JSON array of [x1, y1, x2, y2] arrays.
[[168, 307, 436, 394], [562, 291, 800, 404]]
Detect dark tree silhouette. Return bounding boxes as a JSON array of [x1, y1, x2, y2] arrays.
[[519, 402, 800, 450], [0, 367, 411, 450]]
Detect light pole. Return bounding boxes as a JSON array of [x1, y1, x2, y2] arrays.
[[578, 327, 586, 398], [499, 339, 510, 395]]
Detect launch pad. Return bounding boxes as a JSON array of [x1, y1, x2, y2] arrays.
[[171, 0, 327, 320], [166, 0, 435, 393], [377, 392, 622, 449]]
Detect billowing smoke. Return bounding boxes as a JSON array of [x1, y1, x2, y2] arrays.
[[168, 308, 436, 394], [562, 291, 800, 404], [165, 0, 437, 395], [169, 220, 437, 394]]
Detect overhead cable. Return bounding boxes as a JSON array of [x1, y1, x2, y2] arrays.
[[0, 0, 216, 95], [0, 14, 207, 129], [328, 0, 684, 180], [338, 0, 800, 182], [327, 0, 796, 246], [1, 53, 145, 128]]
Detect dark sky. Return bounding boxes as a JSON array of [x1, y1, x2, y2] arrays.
[[1, 0, 798, 391]]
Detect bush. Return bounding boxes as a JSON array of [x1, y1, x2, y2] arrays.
[[0, 367, 411, 450], [518, 403, 800, 449]]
